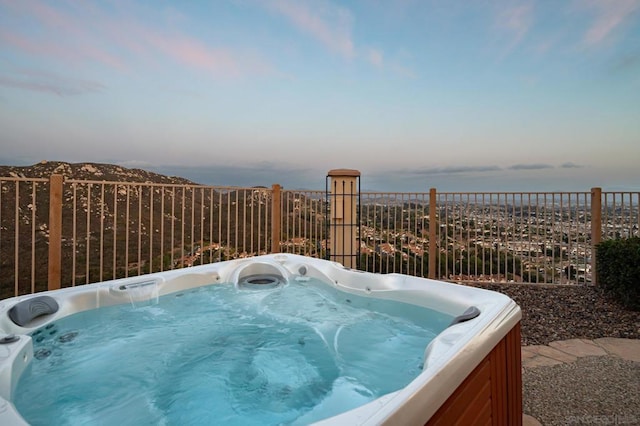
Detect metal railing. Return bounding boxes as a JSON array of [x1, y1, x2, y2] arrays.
[[279, 189, 327, 258], [1, 174, 638, 299], [0, 177, 50, 298], [61, 180, 277, 284], [360, 191, 590, 283], [359, 190, 638, 284], [62, 180, 312, 290]]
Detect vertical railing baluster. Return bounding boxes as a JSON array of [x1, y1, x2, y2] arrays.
[[160, 186, 166, 272], [112, 183, 118, 279], [149, 186, 154, 272], [190, 186, 195, 264], [199, 188, 204, 265], [99, 183, 105, 282], [30, 182, 36, 293], [180, 187, 185, 268], [137, 185, 142, 275], [125, 184, 130, 277], [14, 181, 19, 295], [427, 189, 435, 279], [171, 187, 176, 268], [71, 183, 77, 286], [85, 184, 91, 284]]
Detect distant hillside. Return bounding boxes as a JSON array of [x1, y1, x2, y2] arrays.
[[0, 160, 196, 184]]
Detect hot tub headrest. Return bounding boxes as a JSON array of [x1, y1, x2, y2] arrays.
[[8, 295, 59, 327], [448, 306, 481, 327]]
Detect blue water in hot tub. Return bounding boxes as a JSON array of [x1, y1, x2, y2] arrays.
[[14, 279, 452, 425]]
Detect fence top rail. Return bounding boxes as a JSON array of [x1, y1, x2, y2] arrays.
[[0, 176, 49, 183], [360, 192, 432, 196], [436, 191, 593, 195], [2, 175, 637, 199], [63, 180, 329, 197], [602, 191, 640, 195], [360, 190, 600, 196], [63, 179, 272, 191], [282, 190, 326, 198]]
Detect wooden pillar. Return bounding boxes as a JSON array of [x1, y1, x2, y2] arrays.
[[429, 187, 437, 279], [48, 174, 63, 290], [590, 187, 602, 286], [328, 169, 360, 269], [271, 184, 281, 253]]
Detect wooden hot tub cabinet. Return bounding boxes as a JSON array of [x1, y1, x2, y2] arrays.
[[426, 322, 523, 426]]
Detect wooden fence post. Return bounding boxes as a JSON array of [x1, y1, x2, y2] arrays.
[[271, 184, 281, 253], [48, 174, 63, 290], [590, 187, 602, 286], [429, 187, 437, 279]]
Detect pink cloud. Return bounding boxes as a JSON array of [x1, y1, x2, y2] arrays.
[[266, 0, 355, 59], [389, 62, 417, 79], [366, 48, 384, 68], [163, 39, 240, 75], [0, 30, 76, 63], [117, 20, 273, 78], [0, 0, 274, 78], [0, 1, 129, 71], [495, 2, 535, 53], [142, 33, 246, 77], [0, 0, 71, 29], [0, 25, 127, 71], [581, 0, 640, 46]]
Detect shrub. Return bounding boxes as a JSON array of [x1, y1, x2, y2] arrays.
[[596, 237, 640, 311]]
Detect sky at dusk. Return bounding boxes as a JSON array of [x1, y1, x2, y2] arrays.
[[1, 0, 639, 192]]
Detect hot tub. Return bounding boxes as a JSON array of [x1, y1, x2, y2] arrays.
[[0, 254, 522, 425]]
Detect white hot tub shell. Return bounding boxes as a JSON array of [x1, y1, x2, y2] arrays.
[[0, 254, 522, 425]]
